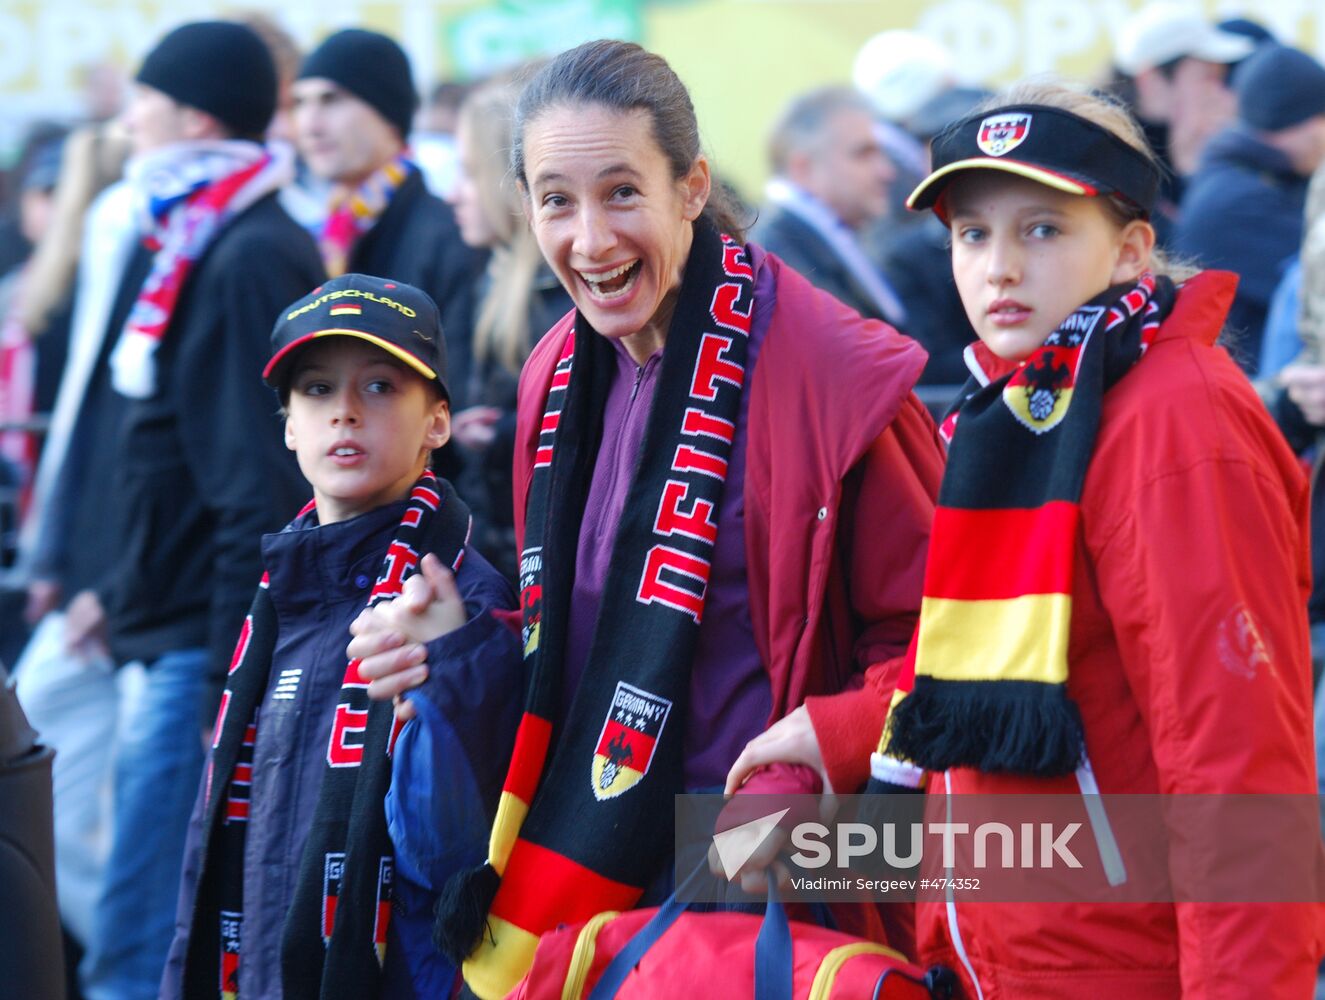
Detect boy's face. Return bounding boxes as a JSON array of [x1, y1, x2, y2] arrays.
[[283, 337, 449, 525]]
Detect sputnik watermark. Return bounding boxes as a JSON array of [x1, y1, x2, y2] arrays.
[[675, 793, 1325, 904], [787, 821, 1083, 870]]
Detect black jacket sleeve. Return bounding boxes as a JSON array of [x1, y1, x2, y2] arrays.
[[170, 216, 324, 680]]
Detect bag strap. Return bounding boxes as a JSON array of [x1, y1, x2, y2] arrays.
[[587, 861, 792, 1000], [752, 878, 792, 1000]]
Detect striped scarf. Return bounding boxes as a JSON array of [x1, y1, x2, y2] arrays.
[[182, 472, 471, 1000], [319, 154, 413, 278], [882, 273, 1175, 779], [434, 222, 755, 1000], [111, 142, 291, 399]]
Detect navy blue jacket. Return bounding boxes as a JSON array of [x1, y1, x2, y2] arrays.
[[160, 500, 521, 1000], [1174, 126, 1310, 373]]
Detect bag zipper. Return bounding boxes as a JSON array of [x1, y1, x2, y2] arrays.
[[807, 941, 907, 1000], [562, 910, 621, 1000]]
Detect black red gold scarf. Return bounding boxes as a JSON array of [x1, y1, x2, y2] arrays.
[[884, 273, 1174, 777], [182, 472, 471, 1000], [434, 221, 755, 999]]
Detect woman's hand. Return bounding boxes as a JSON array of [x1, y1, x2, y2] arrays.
[[451, 406, 503, 450], [24, 579, 61, 626], [724, 704, 831, 795], [713, 707, 833, 890], [348, 554, 468, 721], [64, 589, 108, 658]]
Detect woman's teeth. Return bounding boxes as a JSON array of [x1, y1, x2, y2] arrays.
[[580, 260, 639, 298]]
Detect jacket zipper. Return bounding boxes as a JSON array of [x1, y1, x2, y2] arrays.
[[630, 363, 644, 400], [942, 771, 985, 999]]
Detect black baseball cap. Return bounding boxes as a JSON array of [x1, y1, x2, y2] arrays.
[[264, 273, 448, 397], [907, 104, 1161, 221]]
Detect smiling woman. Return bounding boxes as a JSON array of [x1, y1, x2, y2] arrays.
[[340, 38, 947, 1000], [519, 103, 707, 360]]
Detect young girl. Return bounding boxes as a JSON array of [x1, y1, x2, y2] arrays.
[[444, 74, 571, 582], [871, 82, 1320, 996]]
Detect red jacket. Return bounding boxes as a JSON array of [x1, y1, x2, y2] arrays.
[[915, 272, 1324, 997], [512, 247, 945, 792]]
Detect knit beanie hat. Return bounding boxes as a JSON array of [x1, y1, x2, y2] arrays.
[[136, 21, 277, 138], [298, 29, 419, 139], [1236, 44, 1325, 131]]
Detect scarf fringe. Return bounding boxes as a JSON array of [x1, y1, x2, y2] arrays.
[[433, 861, 500, 965], [886, 679, 1085, 777]]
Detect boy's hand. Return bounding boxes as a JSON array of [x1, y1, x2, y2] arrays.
[[349, 554, 469, 720]]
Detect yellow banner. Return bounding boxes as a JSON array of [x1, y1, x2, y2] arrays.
[[3, 1, 1320, 199]]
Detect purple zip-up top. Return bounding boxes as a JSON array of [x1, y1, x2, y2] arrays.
[[559, 263, 778, 790]]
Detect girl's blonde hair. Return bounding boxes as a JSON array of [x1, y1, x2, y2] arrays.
[[19, 123, 129, 335], [459, 75, 547, 376], [975, 79, 1198, 282]]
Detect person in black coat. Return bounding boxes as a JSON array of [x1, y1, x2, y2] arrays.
[[1174, 44, 1325, 373], [61, 23, 325, 1000], [751, 86, 907, 328], [292, 29, 487, 409]]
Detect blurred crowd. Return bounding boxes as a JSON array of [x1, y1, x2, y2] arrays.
[[2, 3, 1325, 998]]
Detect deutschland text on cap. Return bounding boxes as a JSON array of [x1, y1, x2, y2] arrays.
[[264, 273, 448, 397]]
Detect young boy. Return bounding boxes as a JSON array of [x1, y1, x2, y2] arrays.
[[160, 273, 522, 1000]]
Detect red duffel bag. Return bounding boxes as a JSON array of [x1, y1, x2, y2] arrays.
[[509, 879, 950, 1000]]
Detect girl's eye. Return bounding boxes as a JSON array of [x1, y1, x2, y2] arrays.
[[366, 379, 394, 394], [1029, 223, 1059, 239], [300, 381, 331, 396], [541, 193, 568, 209], [612, 184, 638, 200], [956, 226, 986, 244]]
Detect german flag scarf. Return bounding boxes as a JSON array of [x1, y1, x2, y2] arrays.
[[884, 273, 1175, 778], [182, 472, 471, 1000], [434, 221, 755, 999]]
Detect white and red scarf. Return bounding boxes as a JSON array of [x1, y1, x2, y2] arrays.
[[110, 141, 292, 399]]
